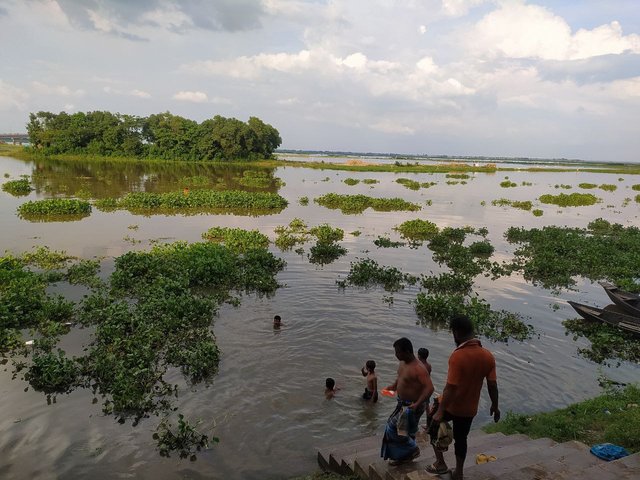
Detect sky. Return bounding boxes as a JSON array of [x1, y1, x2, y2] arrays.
[[1, 0, 639, 162]]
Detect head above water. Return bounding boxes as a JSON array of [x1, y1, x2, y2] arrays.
[[325, 377, 335, 390], [450, 314, 475, 346], [365, 360, 376, 372], [273, 315, 281, 325], [417, 348, 429, 361], [393, 337, 414, 362]]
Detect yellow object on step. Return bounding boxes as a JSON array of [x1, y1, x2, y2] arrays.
[[475, 453, 497, 464]]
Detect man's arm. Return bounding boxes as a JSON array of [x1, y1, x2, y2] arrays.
[[385, 378, 398, 391], [487, 380, 500, 422], [409, 367, 434, 410]]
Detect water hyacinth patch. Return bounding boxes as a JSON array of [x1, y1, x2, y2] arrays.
[[396, 178, 420, 190], [314, 193, 420, 214], [632, 184, 640, 191], [373, 236, 405, 248], [599, 184, 617, 192], [274, 218, 310, 250], [500, 181, 517, 188], [532, 209, 544, 217], [579, 183, 597, 189], [2, 178, 33, 196], [491, 199, 532, 210], [202, 227, 270, 253], [362, 178, 379, 184], [180, 176, 211, 187], [340, 258, 417, 292], [539, 193, 599, 207], [18, 198, 91, 221], [298, 196, 309, 205], [344, 178, 360, 186], [446, 173, 470, 179], [95, 189, 287, 215], [394, 219, 439, 243]]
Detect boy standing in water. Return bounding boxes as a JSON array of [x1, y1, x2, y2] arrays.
[[418, 348, 432, 374], [361, 360, 379, 402], [273, 315, 283, 329], [325, 378, 339, 399]]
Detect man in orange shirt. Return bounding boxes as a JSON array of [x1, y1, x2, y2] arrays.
[[425, 314, 500, 479]]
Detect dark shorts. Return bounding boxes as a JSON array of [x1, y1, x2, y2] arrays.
[[428, 411, 474, 458], [362, 388, 378, 402]]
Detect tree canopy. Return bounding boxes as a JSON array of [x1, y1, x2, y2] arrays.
[[27, 111, 282, 161]]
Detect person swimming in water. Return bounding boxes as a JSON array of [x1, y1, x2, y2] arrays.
[[361, 360, 379, 403]]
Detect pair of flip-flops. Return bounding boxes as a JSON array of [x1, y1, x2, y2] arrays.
[[389, 447, 420, 466]]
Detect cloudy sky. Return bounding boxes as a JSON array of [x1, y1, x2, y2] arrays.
[[1, 0, 639, 161]]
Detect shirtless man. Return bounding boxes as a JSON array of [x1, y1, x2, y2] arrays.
[[361, 360, 379, 402], [381, 337, 434, 466]]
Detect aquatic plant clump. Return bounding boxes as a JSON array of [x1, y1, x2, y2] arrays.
[[538, 193, 599, 207], [274, 218, 310, 250], [2, 178, 33, 196], [415, 293, 533, 342], [579, 183, 597, 189], [491, 199, 532, 210], [500, 181, 517, 188], [632, 184, 640, 191], [180, 176, 211, 187], [18, 198, 92, 220], [314, 193, 420, 214], [504, 219, 640, 291], [95, 189, 288, 214], [394, 219, 439, 242], [202, 227, 270, 253], [344, 178, 360, 186], [340, 258, 417, 292], [362, 178, 379, 184], [446, 173, 470, 179], [396, 178, 420, 190], [421, 272, 473, 295], [599, 184, 617, 192], [373, 236, 405, 248], [532, 209, 543, 217]]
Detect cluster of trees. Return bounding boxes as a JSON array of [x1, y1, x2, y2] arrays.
[[26, 111, 282, 161]]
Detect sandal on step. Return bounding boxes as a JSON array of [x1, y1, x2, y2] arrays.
[[425, 463, 449, 475], [389, 447, 420, 466]]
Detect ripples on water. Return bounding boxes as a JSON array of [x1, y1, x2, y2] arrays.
[[0, 156, 638, 479]]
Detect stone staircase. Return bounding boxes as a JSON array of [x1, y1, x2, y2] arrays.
[[316, 430, 640, 479]]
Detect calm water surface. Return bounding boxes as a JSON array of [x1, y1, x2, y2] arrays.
[[0, 155, 638, 479]]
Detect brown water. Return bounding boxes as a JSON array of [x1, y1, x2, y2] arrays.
[[0, 155, 639, 479]]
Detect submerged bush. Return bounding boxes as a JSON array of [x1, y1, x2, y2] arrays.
[[344, 178, 360, 186], [394, 219, 439, 242], [421, 272, 473, 295], [469, 241, 495, 257], [18, 199, 91, 219], [2, 178, 33, 196], [95, 189, 287, 214], [315, 193, 420, 214], [539, 193, 599, 207], [202, 227, 269, 253], [341, 258, 417, 292]]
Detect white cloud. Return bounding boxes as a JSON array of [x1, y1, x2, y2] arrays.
[[63, 104, 75, 111], [31, 81, 85, 97], [172, 90, 209, 103], [370, 120, 415, 135], [0, 79, 29, 110], [418, 25, 427, 35], [441, 0, 488, 17], [471, 3, 640, 60], [130, 89, 151, 98]]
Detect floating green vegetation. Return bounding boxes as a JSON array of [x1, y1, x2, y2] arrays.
[[491, 199, 532, 211], [538, 192, 599, 207], [362, 178, 379, 184], [274, 218, 310, 250], [339, 258, 417, 292], [202, 227, 269, 253], [554, 184, 572, 189], [504, 219, 640, 291], [21, 246, 73, 270], [95, 189, 287, 215], [469, 241, 495, 257], [18, 198, 92, 221], [521, 181, 533, 186], [180, 176, 211, 188], [299, 196, 309, 205], [446, 173, 470, 179], [422, 182, 437, 188], [314, 193, 420, 214], [415, 294, 533, 342], [5, 240, 285, 457], [599, 184, 617, 192], [532, 209, 543, 217], [421, 272, 473, 295], [636, 194, 640, 204], [500, 181, 517, 188], [351, 230, 361, 237], [632, 184, 640, 191], [485, 384, 640, 453], [579, 183, 597, 189], [308, 224, 347, 265], [236, 170, 282, 188], [563, 319, 640, 366], [394, 219, 439, 244], [373, 236, 405, 248], [74, 188, 92, 200], [344, 178, 360, 186], [155, 414, 217, 460], [396, 178, 420, 190], [2, 178, 33, 196]]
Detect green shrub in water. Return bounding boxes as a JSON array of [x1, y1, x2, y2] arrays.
[[299, 196, 309, 205], [2, 178, 33, 196], [631, 184, 640, 191], [202, 227, 269, 253], [599, 184, 617, 192], [394, 219, 439, 242], [579, 183, 597, 189], [18, 199, 91, 219], [362, 178, 379, 184], [538, 193, 598, 207], [314, 193, 420, 214], [344, 178, 360, 186], [469, 241, 495, 257], [446, 173, 470, 179], [396, 178, 421, 190], [341, 258, 417, 292], [532, 209, 543, 217], [274, 218, 310, 250], [421, 272, 473, 295], [500, 181, 517, 188], [373, 236, 405, 248]]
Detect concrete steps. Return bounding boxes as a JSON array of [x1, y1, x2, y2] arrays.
[[317, 430, 640, 480]]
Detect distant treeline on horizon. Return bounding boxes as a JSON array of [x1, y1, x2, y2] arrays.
[[26, 111, 281, 161]]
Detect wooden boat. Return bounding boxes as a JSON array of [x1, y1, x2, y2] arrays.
[[599, 281, 640, 319], [568, 301, 640, 335]]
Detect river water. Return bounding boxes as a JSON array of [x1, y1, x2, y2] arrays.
[[0, 155, 638, 479]]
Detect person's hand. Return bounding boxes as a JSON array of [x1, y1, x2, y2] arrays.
[[490, 404, 501, 423], [433, 409, 443, 423]]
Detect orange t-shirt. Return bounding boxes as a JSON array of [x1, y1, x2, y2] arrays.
[[445, 339, 496, 417]]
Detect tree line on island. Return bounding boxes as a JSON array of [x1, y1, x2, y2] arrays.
[[26, 111, 282, 161]]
